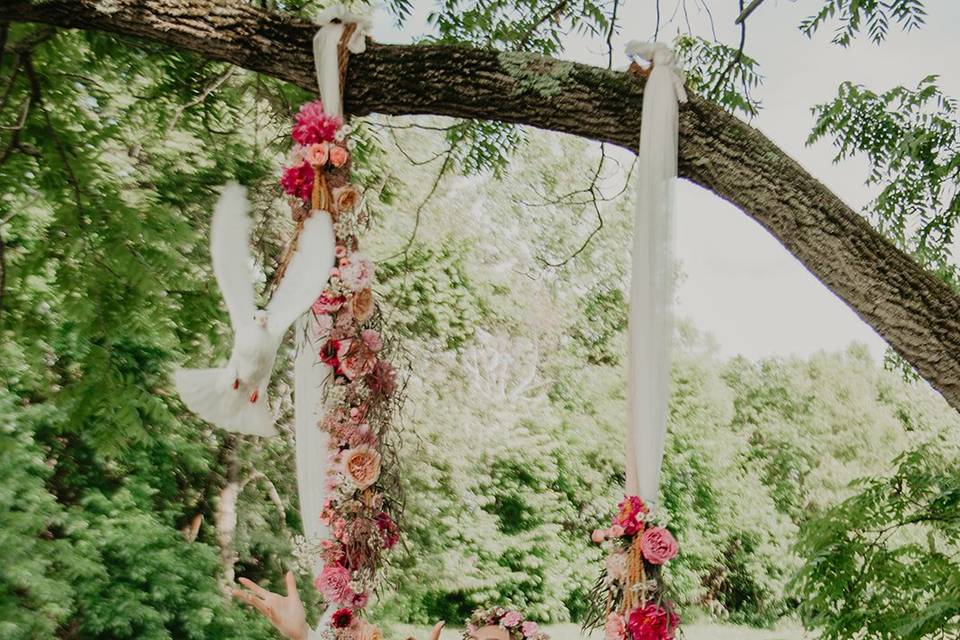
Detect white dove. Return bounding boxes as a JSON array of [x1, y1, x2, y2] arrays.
[[174, 182, 336, 437]]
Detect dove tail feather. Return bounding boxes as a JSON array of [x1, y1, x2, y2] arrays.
[[174, 368, 276, 437]]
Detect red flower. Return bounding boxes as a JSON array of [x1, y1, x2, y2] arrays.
[[614, 496, 648, 536], [292, 100, 342, 145], [375, 511, 400, 549], [626, 604, 679, 640], [331, 608, 354, 628], [320, 339, 342, 370], [280, 161, 315, 202]]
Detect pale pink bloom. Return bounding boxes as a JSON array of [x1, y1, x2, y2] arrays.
[[312, 313, 334, 339], [315, 564, 351, 603], [604, 613, 626, 640], [610, 524, 626, 537], [303, 142, 329, 166], [501, 611, 523, 628], [521, 622, 540, 637], [329, 144, 350, 167], [361, 329, 383, 352], [339, 255, 374, 291], [591, 529, 606, 544], [336, 245, 347, 258]]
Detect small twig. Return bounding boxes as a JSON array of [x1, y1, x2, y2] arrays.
[[166, 66, 235, 133], [385, 150, 452, 262], [516, 0, 569, 50], [710, 0, 747, 99], [734, 0, 767, 25]]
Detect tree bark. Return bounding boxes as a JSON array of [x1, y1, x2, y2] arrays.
[[4, 0, 960, 411]]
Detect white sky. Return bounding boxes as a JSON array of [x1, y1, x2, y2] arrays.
[[373, 1, 960, 360]]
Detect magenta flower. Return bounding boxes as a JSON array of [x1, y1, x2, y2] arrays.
[[280, 161, 315, 202], [292, 100, 342, 145]]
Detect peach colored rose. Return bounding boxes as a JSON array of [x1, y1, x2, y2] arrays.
[[303, 142, 329, 166], [343, 445, 381, 489], [356, 621, 382, 640], [640, 526, 678, 565], [329, 144, 350, 167], [334, 185, 360, 213], [591, 529, 606, 544], [349, 288, 375, 323]]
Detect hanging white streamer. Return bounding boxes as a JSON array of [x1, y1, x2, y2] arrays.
[[623, 42, 686, 505], [296, 8, 370, 638]]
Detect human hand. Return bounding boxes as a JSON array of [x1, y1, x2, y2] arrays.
[[233, 570, 310, 640]]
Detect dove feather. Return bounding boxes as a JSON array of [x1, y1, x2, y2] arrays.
[[267, 210, 336, 338], [211, 182, 258, 330]]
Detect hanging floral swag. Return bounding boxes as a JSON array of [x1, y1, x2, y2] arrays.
[[584, 496, 681, 640], [283, 100, 404, 637]]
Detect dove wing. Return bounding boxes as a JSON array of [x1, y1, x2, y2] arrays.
[[211, 182, 258, 330], [266, 210, 336, 338]]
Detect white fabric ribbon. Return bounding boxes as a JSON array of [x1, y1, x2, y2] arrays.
[[298, 8, 370, 639], [312, 5, 372, 118], [623, 41, 686, 505]]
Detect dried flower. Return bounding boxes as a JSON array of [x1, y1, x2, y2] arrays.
[[334, 185, 361, 215], [349, 288, 375, 323]]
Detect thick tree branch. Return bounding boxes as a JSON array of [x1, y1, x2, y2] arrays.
[[4, 0, 960, 412]]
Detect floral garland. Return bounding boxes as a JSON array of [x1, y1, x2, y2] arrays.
[[464, 608, 550, 640], [281, 100, 401, 637], [586, 497, 681, 640]]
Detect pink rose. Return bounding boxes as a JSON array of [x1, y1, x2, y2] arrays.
[[343, 445, 381, 489], [315, 564, 351, 603], [501, 611, 523, 628], [627, 604, 679, 640], [605, 613, 626, 640], [521, 621, 540, 637], [640, 526, 678, 565], [303, 142, 329, 166], [329, 144, 350, 167]]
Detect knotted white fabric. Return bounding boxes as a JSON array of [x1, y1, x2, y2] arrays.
[[622, 41, 686, 505], [311, 5, 372, 119], [294, 9, 370, 638]]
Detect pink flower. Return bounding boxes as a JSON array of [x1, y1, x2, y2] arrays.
[[302, 142, 330, 166], [610, 524, 626, 537], [605, 613, 626, 640], [591, 529, 607, 544], [627, 604, 678, 640], [313, 292, 345, 314], [614, 495, 648, 536], [337, 338, 377, 380], [640, 527, 678, 565], [280, 161, 315, 202], [349, 591, 369, 610], [361, 329, 383, 352], [315, 564, 351, 603], [312, 313, 334, 339], [292, 100, 342, 145], [343, 445, 381, 489], [501, 611, 523, 628], [329, 144, 350, 167], [336, 245, 347, 258], [339, 255, 374, 291], [521, 621, 540, 637]]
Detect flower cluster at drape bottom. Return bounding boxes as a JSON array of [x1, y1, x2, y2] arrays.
[[589, 496, 681, 640]]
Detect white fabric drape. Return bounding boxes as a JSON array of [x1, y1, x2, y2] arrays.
[[298, 8, 370, 640], [623, 42, 686, 505]]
